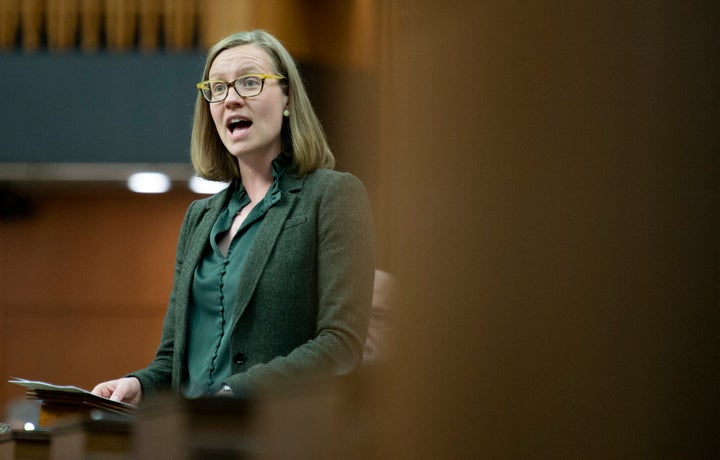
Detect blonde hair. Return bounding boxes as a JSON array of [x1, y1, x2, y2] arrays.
[[190, 30, 335, 181]]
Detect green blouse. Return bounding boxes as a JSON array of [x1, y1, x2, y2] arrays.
[[183, 157, 286, 397]]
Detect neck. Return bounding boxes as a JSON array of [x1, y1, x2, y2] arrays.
[[237, 154, 276, 202]]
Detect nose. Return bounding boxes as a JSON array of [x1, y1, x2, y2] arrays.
[[224, 86, 245, 106]]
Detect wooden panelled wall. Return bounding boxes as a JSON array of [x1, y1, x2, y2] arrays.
[[0, 187, 196, 407]]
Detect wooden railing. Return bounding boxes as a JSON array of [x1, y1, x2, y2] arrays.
[[0, 0, 198, 52]]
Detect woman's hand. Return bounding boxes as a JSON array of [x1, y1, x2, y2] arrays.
[[91, 377, 143, 406]]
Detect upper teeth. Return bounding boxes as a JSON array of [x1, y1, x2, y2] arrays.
[[230, 118, 242, 124]]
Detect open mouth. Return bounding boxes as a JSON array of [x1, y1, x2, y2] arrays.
[[227, 117, 252, 134]]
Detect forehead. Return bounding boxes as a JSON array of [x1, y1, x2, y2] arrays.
[[209, 44, 275, 78]]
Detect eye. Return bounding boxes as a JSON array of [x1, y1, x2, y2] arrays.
[[238, 76, 262, 89], [210, 81, 227, 95]]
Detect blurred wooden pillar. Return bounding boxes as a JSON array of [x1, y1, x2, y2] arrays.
[[79, 0, 102, 51], [196, 0, 311, 57], [46, 0, 78, 50], [0, 0, 19, 49], [251, 0, 310, 59], [138, 0, 161, 51], [104, 0, 136, 51], [162, 0, 195, 51], [198, 0, 254, 49], [20, 0, 42, 51], [373, 0, 719, 458]]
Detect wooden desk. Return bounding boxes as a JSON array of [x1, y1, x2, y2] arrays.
[[49, 413, 133, 460], [0, 428, 50, 460], [134, 394, 253, 460]]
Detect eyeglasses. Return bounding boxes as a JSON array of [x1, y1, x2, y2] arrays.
[[196, 74, 286, 102]]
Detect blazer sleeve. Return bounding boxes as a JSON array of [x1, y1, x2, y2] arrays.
[[226, 172, 375, 393]]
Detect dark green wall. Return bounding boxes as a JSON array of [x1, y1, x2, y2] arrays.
[[0, 53, 205, 163]]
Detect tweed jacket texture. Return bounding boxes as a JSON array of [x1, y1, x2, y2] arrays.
[[130, 168, 375, 396]]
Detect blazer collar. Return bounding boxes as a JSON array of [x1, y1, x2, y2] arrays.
[[201, 162, 305, 212]]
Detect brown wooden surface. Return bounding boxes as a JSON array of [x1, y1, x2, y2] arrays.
[[370, 1, 719, 458], [104, 0, 136, 50], [0, 186, 197, 412], [138, 0, 162, 50], [79, 0, 102, 50], [37, 406, 95, 429], [19, 0, 42, 51], [162, 0, 196, 51], [2, 429, 50, 460], [49, 415, 133, 460], [0, 0, 20, 48], [46, 0, 79, 50]]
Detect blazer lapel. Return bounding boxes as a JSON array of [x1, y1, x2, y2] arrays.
[[232, 173, 304, 322], [173, 188, 232, 361], [182, 194, 227, 279]]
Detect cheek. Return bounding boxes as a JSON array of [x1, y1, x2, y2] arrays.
[[209, 105, 224, 131], [258, 107, 285, 131]]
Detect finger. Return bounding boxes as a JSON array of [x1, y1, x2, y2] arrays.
[[92, 384, 111, 398], [109, 388, 125, 402]]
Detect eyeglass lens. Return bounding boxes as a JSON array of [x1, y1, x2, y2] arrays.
[[203, 76, 264, 101]]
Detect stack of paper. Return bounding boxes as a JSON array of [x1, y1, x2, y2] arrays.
[[8, 377, 136, 416]]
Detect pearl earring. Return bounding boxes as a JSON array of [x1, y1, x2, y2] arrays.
[[283, 109, 290, 117]]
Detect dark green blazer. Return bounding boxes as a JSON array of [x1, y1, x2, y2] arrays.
[[131, 168, 375, 396]]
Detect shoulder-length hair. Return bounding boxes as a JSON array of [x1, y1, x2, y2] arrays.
[[190, 30, 335, 181]]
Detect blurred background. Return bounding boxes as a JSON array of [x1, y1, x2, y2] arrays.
[[1, 0, 718, 457]]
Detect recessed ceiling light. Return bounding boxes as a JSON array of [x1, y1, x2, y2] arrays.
[[127, 172, 171, 193], [188, 176, 229, 194]]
